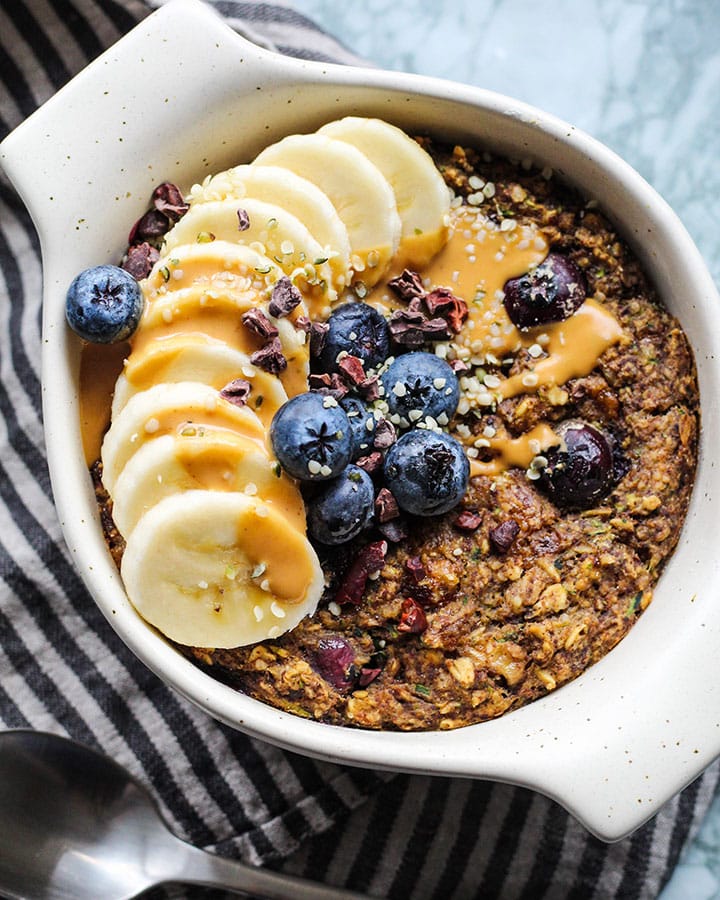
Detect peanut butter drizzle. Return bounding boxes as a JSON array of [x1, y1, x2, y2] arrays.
[[79, 341, 128, 465], [498, 299, 624, 400], [174, 436, 305, 529], [236, 505, 316, 603], [469, 423, 559, 478], [371, 205, 624, 476], [141, 406, 267, 448]]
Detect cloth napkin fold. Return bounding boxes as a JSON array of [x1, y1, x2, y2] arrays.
[[0, 2, 717, 897]]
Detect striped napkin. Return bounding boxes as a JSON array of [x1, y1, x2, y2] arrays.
[[1, 2, 717, 897]]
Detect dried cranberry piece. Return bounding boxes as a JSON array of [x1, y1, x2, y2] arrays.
[[335, 540, 388, 606], [387, 268, 425, 303], [250, 337, 287, 374], [152, 182, 188, 222], [268, 276, 302, 318], [122, 243, 159, 280], [503, 253, 587, 330], [397, 598, 428, 634], [313, 637, 356, 692], [489, 519, 520, 553], [219, 379, 251, 407]]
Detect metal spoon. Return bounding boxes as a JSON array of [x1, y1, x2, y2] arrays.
[[0, 729, 367, 900]]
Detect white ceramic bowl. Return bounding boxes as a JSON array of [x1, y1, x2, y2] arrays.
[[3, 0, 719, 842]]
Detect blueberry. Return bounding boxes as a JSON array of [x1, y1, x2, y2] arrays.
[[65, 265, 144, 343], [538, 420, 615, 510], [315, 302, 390, 373], [384, 430, 469, 516], [340, 396, 377, 459], [270, 392, 352, 481], [306, 465, 375, 545], [380, 352, 459, 427], [503, 252, 586, 330]]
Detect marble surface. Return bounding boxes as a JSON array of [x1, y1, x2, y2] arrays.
[[289, 0, 720, 896]]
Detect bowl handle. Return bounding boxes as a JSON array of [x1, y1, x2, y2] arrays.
[[0, 0, 319, 241]]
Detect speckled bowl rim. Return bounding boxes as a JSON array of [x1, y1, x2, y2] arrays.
[[3, 0, 720, 842]]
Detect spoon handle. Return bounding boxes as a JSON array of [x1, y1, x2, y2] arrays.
[[166, 839, 370, 899]]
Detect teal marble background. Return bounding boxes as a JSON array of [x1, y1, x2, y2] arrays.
[[289, 0, 720, 896]]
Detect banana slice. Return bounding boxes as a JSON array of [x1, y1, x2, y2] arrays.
[[253, 133, 401, 287], [111, 432, 305, 538], [188, 164, 352, 290], [132, 284, 310, 400], [121, 490, 324, 648], [111, 334, 289, 425], [101, 381, 267, 494], [161, 198, 339, 305], [319, 117, 451, 269], [142, 241, 282, 300]]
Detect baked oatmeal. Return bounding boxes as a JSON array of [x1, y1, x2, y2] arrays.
[[75, 121, 699, 732]]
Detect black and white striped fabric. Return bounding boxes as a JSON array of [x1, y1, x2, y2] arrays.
[[0, 2, 717, 898]]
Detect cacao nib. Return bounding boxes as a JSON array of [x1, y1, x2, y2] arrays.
[[241, 307, 278, 340], [378, 517, 409, 543], [387, 268, 425, 303], [313, 636, 356, 692], [152, 182, 188, 221], [397, 598, 428, 634], [357, 667, 382, 687], [404, 556, 426, 583], [269, 276, 302, 318], [375, 488, 399, 523], [373, 418, 396, 451], [295, 315, 312, 334], [489, 519, 520, 553], [309, 321, 329, 358], [335, 540, 387, 606], [355, 451, 384, 475], [455, 510, 482, 532], [309, 373, 348, 400], [219, 379, 252, 407], [129, 208, 168, 244], [388, 308, 427, 349], [388, 309, 451, 346], [449, 358, 471, 374], [250, 337, 287, 374], [424, 287, 469, 333], [308, 373, 332, 391], [357, 374, 380, 402], [122, 242, 159, 280], [237, 208, 250, 231], [419, 317, 453, 341], [337, 354, 366, 387]]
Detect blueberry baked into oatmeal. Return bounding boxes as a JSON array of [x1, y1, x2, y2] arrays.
[[72, 117, 699, 732]]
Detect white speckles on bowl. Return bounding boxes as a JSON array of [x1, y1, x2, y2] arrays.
[[3, 0, 720, 841]]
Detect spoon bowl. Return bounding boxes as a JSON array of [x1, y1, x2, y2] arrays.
[[0, 730, 366, 900]]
